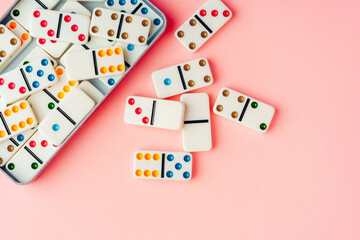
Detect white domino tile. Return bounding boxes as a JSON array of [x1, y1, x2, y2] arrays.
[[78, 81, 104, 104]]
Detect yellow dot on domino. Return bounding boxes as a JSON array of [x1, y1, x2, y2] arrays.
[[100, 67, 107, 74], [4, 109, 11, 117], [26, 118, 34, 125], [19, 121, 26, 128], [136, 153, 143, 160], [135, 169, 142, 176], [153, 154, 160, 161], [0, 131, 5, 138], [69, 81, 76, 87], [20, 102, 27, 109], [152, 170, 159, 177], [106, 49, 113, 56], [58, 92, 65, 99], [109, 65, 116, 73], [98, 50, 105, 57], [63, 86, 70, 93], [144, 170, 151, 177], [145, 153, 151, 160], [11, 125, 18, 132], [117, 64, 124, 72], [115, 48, 122, 55], [12, 106, 19, 113]]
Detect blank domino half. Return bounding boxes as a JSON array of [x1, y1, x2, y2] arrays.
[[175, 0, 232, 52], [78, 81, 105, 104], [134, 151, 192, 180], [0, 100, 38, 143], [180, 93, 212, 152], [0, 24, 21, 70], [38, 87, 95, 145], [152, 58, 213, 98], [5, 130, 59, 184], [64, 46, 125, 81], [29, 9, 90, 44], [124, 96, 185, 130], [213, 87, 275, 133], [90, 7, 151, 46], [0, 58, 58, 104]]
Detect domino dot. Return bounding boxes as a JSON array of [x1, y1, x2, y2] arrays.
[[260, 123, 267, 130], [108, 78, 115, 86], [9, 21, 16, 29], [128, 98, 135, 105], [10, 38, 18, 45], [41, 140, 48, 147], [95, 10, 102, 17], [58, 92, 65, 99], [39, 38, 46, 44], [71, 25, 78, 32], [106, 49, 114, 56], [164, 78, 171, 86], [222, 90, 230, 97], [8, 145, 14, 152], [12, 106, 19, 113], [131, 0, 138, 4], [188, 80, 195, 87], [21, 33, 29, 41], [238, 96, 245, 103], [41, 59, 49, 66], [201, 31, 208, 38], [153, 154, 160, 161], [98, 50, 105, 57], [142, 117, 149, 124], [32, 81, 40, 88], [136, 153, 143, 160], [184, 155, 191, 162], [166, 171, 173, 178], [31, 163, 38, 170], [0, 78, 4, 85], [48, 102, 55, 110], [189, 43, 196, 50], [115, 48, 122, 55], [127, 44, 134, 51], [78, 34, 86, 42], [126, 16, 132, 23], [100, 67, 108, 74], [48, 74, 56, 81], [144, 170, 151, 177], [152, 170, 159, 177], [107, 0, 114, 6], [167, 154, 174, 161], [26, 118, 34, 125], [69, 81, 76, 86], [52, 124, 60, 131], [19, 87, 26, 94], [19, 121, 26, 128], [0, 159, 2, 165], [204, 75, 211, 83], [231, 111, 238, 118], [91, 26, 99, 33], [4, 109, 11, 116], [251, 102, 258, 108], [12, 9, 20, 17], [111, 13, 118, 20], [64, 15, 72, 22], [48, 29, 55, 37], [184, 64, 190, 71], [121, 32, 128, 39], [56, 68, 64, 76], [189, 19, 196, 26], [11, 125, 18, 132], [23, 61, 29, 65], [200, 9, 207, 16], [26, 65, 33, 72], [33, 10, 40, 18], [63, 86, 70, 93], [138, 36, 145, 43], [9, 82, 15, 90], [142, 20, 149, 27], [40, 20, 47, 28], [141, 8, 148, 15], [17, 134, 24, 141], [0, 27, 4, 34], [175, 163, 182, 170], [109, 66, 116, 73], [51, 40, 57, 43], [29, 141, 36, 148], [211, 10, 218, 17], [117, 64, 125, 72], [8, 163, 15, 170], [0, 51, 6, 58], [154, 19, 161, 26], [177, 31, 184, 38], [20, 102, 27, 109], [37, 70, 44, 77], [0, 131, 5, 138], [183, 172, 191, 179], [223, 10, 230, 17], [135, 169, 142, 176], [119, 0, 126, 6]]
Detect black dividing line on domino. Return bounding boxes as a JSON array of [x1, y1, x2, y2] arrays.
[[56, 13, 63, 39], [20, 68, 31, 91], [0, 112, 11, 135], [116, 14, 125, 39], [91, 50, 99, 76], [239, 98, 250, 122], [25, 146, 43, 164], [57, 107, 76, 125], [194, 15, 213, 34], [35, 0, 48, 9], [150, 100, 156, 125], [125, 61, 131, 69], [161, 153, 165, 178], [43, 89, 59, 103], [177, 66, 187, 90], [184, 119, 209, 124], [10, 138, 19, 147], [131, 3, 143, 14], [81, 44, 90, 50]]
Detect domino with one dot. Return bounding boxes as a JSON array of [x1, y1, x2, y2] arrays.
[[0, 24, 21, 70], [134, 150, 192, 180], [213, 87, 275, 133], [152, 58, 213, 98], [124, 96, 185, 130], [175, 0, 232, 52]]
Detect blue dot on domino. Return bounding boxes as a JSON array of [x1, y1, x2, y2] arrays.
[[164, 78, 171, 86], [108, 78, 115, 86], [166, 171, 173, 178], [184, 155, 191, 162], [154, 18, 161, 26], [127, 44, 134, 51], [48, 74, 55, 81], [167, 154, 174, 161], [175, 163, 182, 170], [52, 124, 60, 131], [37, 70, 44, 77], [32, 81, 39, 88], [17, 134, 24, 142], [121, 10, 126, 13], [41, 59, 48, 66], [183, 172, 190, 179], [26, 66, 33, 73], [141, 7, 148, 15], [131, 0, 137, 4], [119, 0, 126, 5], [107, 0, 114, 6]]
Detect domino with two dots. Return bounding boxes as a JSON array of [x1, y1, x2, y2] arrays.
[[0, 57, 58, 105], [0, 24, 21, 70], [124, 96, 185, 130], [38, 87, 95, 145], [0, 100, 38, 143], [213, 87, 275, 133], [134, 151, 192, 181], [90, 7, 151, 46], [152, 58, 213, 98], [181, 93, 212, 152], [175, 0, 232, 52]]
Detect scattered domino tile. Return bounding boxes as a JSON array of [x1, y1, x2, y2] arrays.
[[152, 58, 213, 98], [175, 0, 232, 52], [0, 100, 38, 143], [0, 58, 58, 104], [29, 9, 90, 44], [36, 38, 70, 58], [64, 46, 125, 81], [27, 66, 79, 122], [18, 46, 58, 68], [11, 0, 60, 30], [134, 150, 192, 180], [213, 87, 275, 132], [124, 96, 185, 130], [180, 93, 212, 152], [0, 128, 36, 167], [38, 87, 95, 145], [78, 81, 105, 104], [89, 7, 151, 45], [0, 24, 21, 70], [5, 130, 59, 184], [105, 0, 164, 43], [0, 20, 32, 73]]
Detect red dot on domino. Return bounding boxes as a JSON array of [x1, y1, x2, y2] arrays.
[[64, 15, 71, 22], [29, 141, 36, 148], [40, 20, 47, 27], [33, 10, 40, 18], [135, 108, 142, 115], [71, 25, 78, 32], [41, 140, 48, 147], [211, 10, 218, 17], [200, 9, 206, 16], [128, 98, 135, 105], [142, 117, 149, 124]]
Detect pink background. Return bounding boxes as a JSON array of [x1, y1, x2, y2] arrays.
[[1, 0, 360, 239]]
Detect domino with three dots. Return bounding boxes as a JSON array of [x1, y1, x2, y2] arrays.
[[213, 87, 275, 133], [134, 151, 192, 180], [0, 24, 21, 70]]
